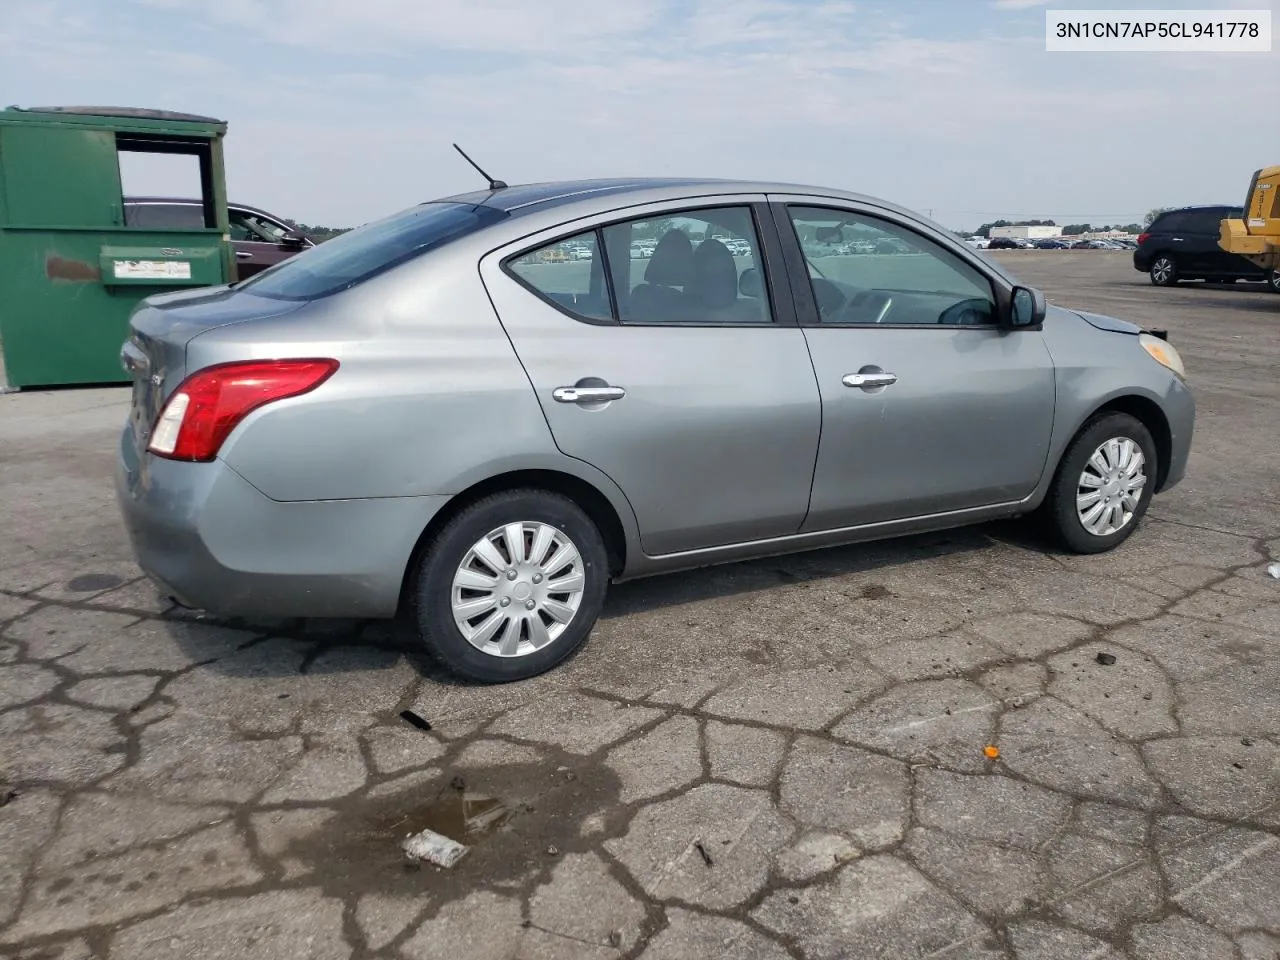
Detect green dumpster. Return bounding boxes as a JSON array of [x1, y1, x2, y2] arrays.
[[0, 106, 234, 389]]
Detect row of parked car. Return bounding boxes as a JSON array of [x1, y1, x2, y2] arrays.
[[962, 206, 1277, 292], [966, 235, 1138, 251]]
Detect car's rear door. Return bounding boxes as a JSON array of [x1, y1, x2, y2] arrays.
[[479, 196, 822, 556], [771, 197, 1056, 531]]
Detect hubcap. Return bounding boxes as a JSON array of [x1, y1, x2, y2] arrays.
[[1076, 438, 1147, 537], [451, 522, 586, 658], [1152, 259, 1172, 283]]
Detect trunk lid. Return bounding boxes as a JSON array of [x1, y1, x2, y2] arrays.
[[121, 285, 306, 452]]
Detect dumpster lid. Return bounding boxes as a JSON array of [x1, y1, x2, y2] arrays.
[[13, 106, 225, 124]]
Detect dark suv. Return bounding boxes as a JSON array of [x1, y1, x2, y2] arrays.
[[123, 197, 314, 279], [1133, 205, 1266, 287]]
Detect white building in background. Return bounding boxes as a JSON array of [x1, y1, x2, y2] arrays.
[[990, 224, 1063, 239]]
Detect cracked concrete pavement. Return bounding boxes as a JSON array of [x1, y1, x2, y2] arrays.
[[1, 253, 1278, 959]]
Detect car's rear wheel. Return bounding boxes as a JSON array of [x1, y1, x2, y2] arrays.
[[1267, 269, 1280, 294], [1149, 255, 1179, 286], [1044, 413, 1157, 554], [413, 489, 608, 682]]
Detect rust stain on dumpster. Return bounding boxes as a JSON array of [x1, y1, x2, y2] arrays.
[[46, 254, 101, 282]]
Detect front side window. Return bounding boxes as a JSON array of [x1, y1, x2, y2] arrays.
[[787, 206, 996, 326], [240, 201, 508, 300], [506, 205, 773, 326], [231, 209, 292, 243]]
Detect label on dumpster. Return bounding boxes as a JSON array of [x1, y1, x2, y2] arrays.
[[113, 259, 192, 280]]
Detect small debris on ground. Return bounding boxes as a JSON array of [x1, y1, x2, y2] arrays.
[[399, 709, 432, 732], [607, 931, 622, 947], [1266, 562, 1280, 579], [694, 841, 714, 866], [1095, 652, 1118, 666], [983, 745, 1000, 760], [1232, 762, 1245, 770], [402, 827, 469, 868], [546, 845, 560, 856], [450, 775, 466, 791], [1242, 737, 1255, 746]]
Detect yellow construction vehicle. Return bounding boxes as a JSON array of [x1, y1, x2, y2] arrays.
[[1219, 166, 1280, 293]]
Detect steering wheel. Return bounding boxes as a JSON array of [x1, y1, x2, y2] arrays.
[[937, 298, 993, 326], [838, 290, 894, 324]]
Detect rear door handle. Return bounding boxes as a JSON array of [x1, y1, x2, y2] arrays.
[[236, 251, 253, 259], [843, 372, 897, 389], [553, 385, 626, 403]]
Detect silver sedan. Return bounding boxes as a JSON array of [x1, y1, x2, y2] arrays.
[[116, 178, 1193, 682]]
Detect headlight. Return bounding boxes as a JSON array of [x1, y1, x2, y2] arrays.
[[1139, 332, 1186, 379]]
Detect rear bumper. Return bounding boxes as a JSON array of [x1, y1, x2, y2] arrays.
[[115, 429, 449, 619], [1132, 250, 1152, 272]]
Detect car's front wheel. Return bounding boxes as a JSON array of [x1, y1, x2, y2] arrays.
[[1044, 413, 1157, 554], [413, 490, 609, 682], [1149, 255, 1179, 286]]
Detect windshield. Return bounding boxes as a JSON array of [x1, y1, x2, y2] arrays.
[[238, 201, 508, 300]]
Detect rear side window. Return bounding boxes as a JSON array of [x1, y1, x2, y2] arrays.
[[240, 202, 508, 300], [124, 203, 203, 229], [1184, 210, 1227, 233], [1153, 212, 1188, 233], [505, 205, 774, 326]]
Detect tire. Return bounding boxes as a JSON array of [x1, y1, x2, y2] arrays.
[[1043, 413, 1157, 555], [1149, 255, 1179, 286], [1268, 269, 1280, 294], [412, 489, 609, 682]]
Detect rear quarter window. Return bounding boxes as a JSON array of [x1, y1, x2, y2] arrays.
[[238, 201, 508, 300]]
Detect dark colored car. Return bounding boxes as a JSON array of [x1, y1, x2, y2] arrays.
[[986, 237, 1020, 250], [1034, 239, 1069, 249], [1133, 205, 1267, 287], [123, 197, 314, 279]]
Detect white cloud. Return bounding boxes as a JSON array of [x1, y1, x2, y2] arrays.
[[3, 0, 1275, 229]]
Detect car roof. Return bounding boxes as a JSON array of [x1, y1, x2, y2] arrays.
[[124, 196, 282, 219], [436, 176, 924, 222], [1158, 204, 1239, 214]]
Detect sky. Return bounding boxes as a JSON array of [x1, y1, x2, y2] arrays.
[[1, 0, 1275, 231]]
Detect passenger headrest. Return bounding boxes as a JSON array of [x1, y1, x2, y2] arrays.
[[644, 229, 694, 286], [689, 238, 738, 309]]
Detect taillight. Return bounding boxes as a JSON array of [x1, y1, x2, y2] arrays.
[[148, 358, 339, 462], [1137, 233, 1150, 245]]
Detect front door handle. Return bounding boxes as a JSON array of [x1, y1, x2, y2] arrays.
[[843, 372, 898, 389], [236, 251, 253, 259], [553, 385, 626, 403]]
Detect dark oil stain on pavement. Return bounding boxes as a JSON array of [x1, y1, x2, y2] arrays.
[[288, 757, 624, 906], [66, 573, 125, 592]]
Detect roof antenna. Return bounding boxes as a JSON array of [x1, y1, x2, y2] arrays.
[[453, 143, 507, 191]]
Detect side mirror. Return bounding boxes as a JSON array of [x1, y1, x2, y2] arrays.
[[1009, 285, 1046, 328], [739, 267, 762, 298], [280, 230, 308, 248]]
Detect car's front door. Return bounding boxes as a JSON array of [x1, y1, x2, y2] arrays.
[[229, 208, 308, 278], [774, 200, 1056, 532], [480, 199, 822, 556]]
